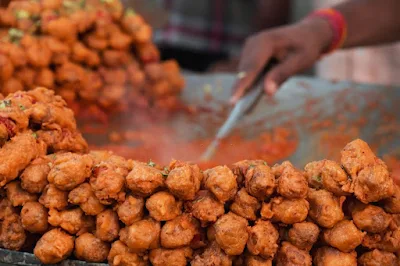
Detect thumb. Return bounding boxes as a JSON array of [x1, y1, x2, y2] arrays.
[[264, 52, 309, 95]]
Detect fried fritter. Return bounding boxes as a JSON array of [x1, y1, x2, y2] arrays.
[[190, 241, 232, 266], [116, 195, 144, 225], [351, 203, 392, 233], [20, 156, 50, 194], [21, 202, 48, 234], [313, 246, 357, 266], [277, 163, 308, 199], [243, 163, 276, 201], [247, 220, 279, 259], [160, 213, 199, 248], [126, 161, 164, 197], [203, 165, 237, 203], [165, 160, 203, 200], [185, 190, 225, 227], [48, 208, 85, 235], [307, 188, 344, 228], [95, 209, 120, 242], [383, 184, 400, 214], [108, 240, 148, 266], [146, 191, 182, 221], [0, 213, 26, 250], [39, 183, 68, 210], [47, 152, 93, 191], [74, 233, 110, 262], [304, 159, 350, 196], [6, 180, 38, 206], [358, 249, 397, 266], [322, 220, 365, 252], [34, 229, 74, 264], [214, 212, 248, 256], [230, 188, 260, 221], [149, 247, 192, 266], [261, 197, 309, 224], [275, 241, 312, 266], [287, 222, 320, 251], [68, 182, 105, 215], [119, 217, 160, 253]]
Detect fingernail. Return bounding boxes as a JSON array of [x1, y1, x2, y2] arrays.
[[265, 80, 277, 95]]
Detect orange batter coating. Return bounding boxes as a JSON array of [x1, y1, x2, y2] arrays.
[[243, 162, 276, 201], [247, 220, 279, 259], [358, 249, 397, 266], [276, 161, 308, 199], [39, 183, 68, 210], [313, 246, 357, 266], [116, 195, 144, 225], [383, 184, 400, 214], [203, 165, 238, 203], [21, 202, 48, 234], [119, 217, 160, 253], [6, 180, 38, 206], [107, 240, 148, 266], [126, 161, 164, 197], [160, 213, 199, 248], [0, 213, 26, 250], [275, 241, 312, 266], [214, 212, 249, 256], [322, 220, 365, 252], [20, 156, 51, 194], [74, 233, 110, 262], [351, 202, 392, 233], [95, 209, 120, 242], [261, 197, 309, 224], [68, 182, 105, 216], [165, 160, 203, 200], [149, 247, 192, 266], [145, 191, 182, 221], [191, 241, 232, 266], [48, 208, 85, 235], [287, 222, 320, 251], [34, 229, 74, 264], [230, 188, 260, 221]]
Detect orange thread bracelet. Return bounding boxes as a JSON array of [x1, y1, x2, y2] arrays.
[[309, 8, 348, 54]]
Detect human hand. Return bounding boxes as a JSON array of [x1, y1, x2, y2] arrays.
[[230, 17, 333, 103]]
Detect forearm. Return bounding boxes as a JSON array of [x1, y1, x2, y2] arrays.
[[335, 0, 400, 48]]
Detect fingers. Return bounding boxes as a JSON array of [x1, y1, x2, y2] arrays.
[[230, 36, 274, 104], [264, 52, 310, 95]]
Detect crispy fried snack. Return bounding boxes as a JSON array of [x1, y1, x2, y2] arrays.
[[145, 191, 182, 221], [214, 212, 248, 256], [6, 180, 38, 206], [247, 220, 279, 259], [160, 213, 199, 248], [33, 229, 74, 264], [261, 197, 309, 224], [68, 182, 105, 215], [243, 162, 276, 201], [276, 162, 308, 199], [230, 188, 260, 221], [313, 246, 357, 266], [287, 222, 320, 251], [20, 156, 51, 193], [74, 233, 110, 262], [358, 249, 397, 266], [116, 195, 144, 226], [48, 208, 85, 235], [191, 241, 232, 266], [275, 241, 312, 266], [322, 220, 365, 252], [39, 183, 68, 210], [149, 247, 192, 266], [351, 202, 392, 233], [95, 209, 120, 242], [108, 240, 148, 266], [203, 165, 238, 203], [0, 213, 26, 250], [21, 202, 48, 234], [126, 161, 164, 197]]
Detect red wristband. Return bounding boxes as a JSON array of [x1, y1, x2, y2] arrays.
[[309, 8, 347, 54]]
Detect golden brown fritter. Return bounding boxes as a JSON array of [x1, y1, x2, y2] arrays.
[[36, 129, 88, 153], [351, 203, 392, 233], [149, 247, 192, 266], [287, 222, 320, 251], [35, 68, 55, 88], [261, 197, 309, 224], [341, 140, 394, 203], [165, 160, 203, 200], [243, 163, 276, 201], [358, 249, 397, 266], [2, 78, 24, 95], [185, 190, 225, 227], [0, 198, 16, 220], [48, 208, 85, 235], [307, 188, 344, 228], [313, 246, 357, 266], [160, 213, 199, 248], [126, 161, 164, 197], [0, 213, 26, 250], [47, 152, 93, 191], [247, 220, 279, 259], [0, 54, 14, 82], [6, 180, 38, 206], [362, 228, 400, 253], [190, 241, 232, 266], [245, 255, 273, 266], [275, 241, 312, 266], [21, 202, 48, 234], [74, 233, 110, 262], [0, 132, 46, 187], [90, 155, 129, 205], [39, 183, 68, 210], [116, 195, 144, 225], [119, 217, 160, 253], [214, 212, 249, 256], [322, 220, 365, 252], [203, 165, 237, 203], [145, 191, 182, 221], [277, 163, 308, 199], [230, 188, 260, 221], [34, 229, 74, 264], [95, 209, 120, 242], [383, 184, 400, 214], [68, 182, 105, 216], [108, 240, 148, 266], [304, 159, 350, 196], [20, 156, 51, 194]]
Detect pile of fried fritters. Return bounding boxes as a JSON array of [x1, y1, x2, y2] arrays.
[[0, 87, 399, 266], [0, 0, 184, 113]]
